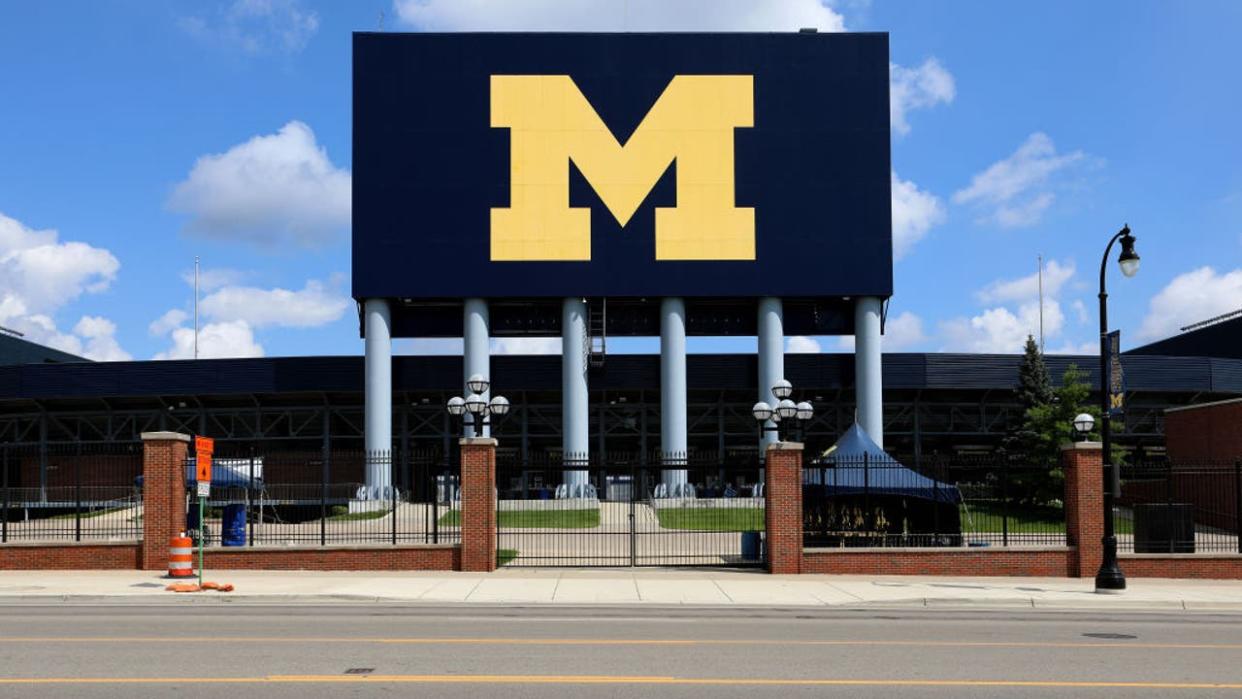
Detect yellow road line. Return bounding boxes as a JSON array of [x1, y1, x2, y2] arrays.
[[1, 637, 1241, 650], [2, 675, 1242, 689]]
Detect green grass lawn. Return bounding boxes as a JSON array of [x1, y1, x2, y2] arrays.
[[49, 505, 129, 520], [326, 507, 390, 521], [655, 507, 764, 532], [439, 508, 600, 528], [497, 549, 519, 566], [960, 502, 1133, 535]]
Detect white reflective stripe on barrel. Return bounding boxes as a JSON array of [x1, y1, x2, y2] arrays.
[[169, 561, 193, 569], [170, 547, 193, 555]]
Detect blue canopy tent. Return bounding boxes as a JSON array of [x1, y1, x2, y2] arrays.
[[806, 424, 961, 504], [804, 424, 963, 546]]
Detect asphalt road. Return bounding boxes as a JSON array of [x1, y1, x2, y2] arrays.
[[1, 604, 1241, 697]]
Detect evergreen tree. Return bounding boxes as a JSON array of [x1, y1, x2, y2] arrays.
[[1012, 364, 1101, 504], [1015, 335, 1053, 412]]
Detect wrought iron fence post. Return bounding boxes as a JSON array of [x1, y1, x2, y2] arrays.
[[931, 456, 941, 546], [1001, 458, 1009, 547], [2, 445, 8, 543], [1235, 460, 1241, 555], [629, 460, 637, 567], [1166, 460, 1174, 554], [863, 452, 871, 541], [320, 449, 328, 547], [247, 447, 255, 546], [74, 443, 82, 542], [391, 450, 398, 546]]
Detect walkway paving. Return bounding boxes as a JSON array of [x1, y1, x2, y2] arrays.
[[2, 569, 1241, 610]]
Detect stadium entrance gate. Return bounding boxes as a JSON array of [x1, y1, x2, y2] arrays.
[[494, 454, 765, 567]]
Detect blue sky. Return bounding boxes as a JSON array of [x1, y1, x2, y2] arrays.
[[0, 0, 1239, 361]]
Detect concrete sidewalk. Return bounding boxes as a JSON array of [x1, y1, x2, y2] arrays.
[[2, 568, 1242, 610]]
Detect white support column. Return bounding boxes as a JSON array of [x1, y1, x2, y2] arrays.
[[562, 297, 589, 497], [757, 297, 784, 455], [463, 298, 490, 438], [363, 298, 392, 499], [660, 297, 688, 497], [855, 296, 884, 449]]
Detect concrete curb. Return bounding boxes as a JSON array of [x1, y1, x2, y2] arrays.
[[2, 593, 1241, 612]]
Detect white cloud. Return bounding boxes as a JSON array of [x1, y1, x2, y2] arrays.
[[952, 132, 1086, 228], [168, 121, 350, 248], [199, 279, 349, 329], [836, 311, 928, 352], [891, 172, 945, 259], [786, 336, 821, 353], [181, 267, 248, 293], [1071, 299, 1089, 325], [394, 0, 846, 31], [492, 338, 561, 355], [179, 0, 319, 55], [940, 260, 1083, 353], [0, 212, 126, 359], [889, 58, 955, 136], [149, 309, 190, 337], [977, 259, 1075, 304], [73, 316, 132, 362], [155, 320, 265, 360], [1138, 267, 1242, 341], [1047, 340, 1097, 356]]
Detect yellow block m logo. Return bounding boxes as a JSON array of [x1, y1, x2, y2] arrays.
[[490, 75, 754, 261]]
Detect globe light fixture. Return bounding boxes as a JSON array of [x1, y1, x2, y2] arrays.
[[489, 395, 510, 416], [771, 378, 793, 400], [1117, 227, 1140, 278], [796, 401, 814, 421], [446, 395, 465, 416], [464, 393, 487, 415], [752, 401, 773, 422], [775, 398, 798, 420], [1073, 412, 1095, 436], [467, 373, 490, 394]]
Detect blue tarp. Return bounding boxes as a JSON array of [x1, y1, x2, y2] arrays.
[[805, 423, 962, 504]]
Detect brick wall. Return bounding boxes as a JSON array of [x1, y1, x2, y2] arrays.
[[141, 432, 189, 572], [1166, 399, 1242, 463], [1119, 555, 1242, 580], [803, 547, 1072, 576], [1063, 442, 1103, 577], [459, 437, 497, 572], [765, 442, 803, 574], [200, 544, 459, 571], [0, 542, 140, 570]]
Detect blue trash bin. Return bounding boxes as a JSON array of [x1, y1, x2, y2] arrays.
[[740, 531, 762, 561], [221, 504, 246, 547]]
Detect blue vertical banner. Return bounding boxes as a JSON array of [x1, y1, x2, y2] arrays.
[[1105, 330, 1125, 417]]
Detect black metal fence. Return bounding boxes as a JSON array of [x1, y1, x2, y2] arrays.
[[1117, 460, 1242, 554], [185, 447, 459, 547], [803, 456, 1067, 548], [495, 452, 765, 567], [1, 443, 144, 543]]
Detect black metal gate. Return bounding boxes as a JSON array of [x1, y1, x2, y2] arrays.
[[495, 453, 765, 567]]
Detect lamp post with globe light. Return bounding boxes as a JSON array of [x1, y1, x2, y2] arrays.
[[1095, 224, 1141, 593], [752, 379, 814, 443]]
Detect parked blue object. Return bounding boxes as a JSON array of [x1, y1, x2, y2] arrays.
[[221, 504, 246, 547], [740, 531, 762, 561]]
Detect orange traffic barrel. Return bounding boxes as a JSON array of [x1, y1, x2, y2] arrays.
[[168, 533, 194, 578]]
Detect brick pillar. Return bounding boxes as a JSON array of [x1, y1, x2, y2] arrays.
[[460, 437, 497, 572], [141, 432, 190, 571], [1063, 441, 1104, 577], [765, 442, 804, 574]]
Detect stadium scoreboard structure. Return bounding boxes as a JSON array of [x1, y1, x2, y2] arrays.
[[352, 32, 892, 337]]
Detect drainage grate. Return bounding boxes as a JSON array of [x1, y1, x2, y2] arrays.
[[1083, 633, 1138, 640], [344, 668, 375, 675]]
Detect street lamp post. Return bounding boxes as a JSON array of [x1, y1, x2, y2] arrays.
[[1096, 224, 1140, 593]]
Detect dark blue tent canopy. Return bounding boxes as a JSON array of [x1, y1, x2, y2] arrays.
[[805, 423, 962, 504]]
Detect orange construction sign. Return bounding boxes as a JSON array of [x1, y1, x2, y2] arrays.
[[194, 436, 214, 483]]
